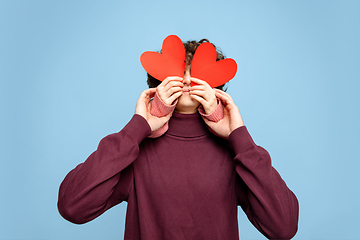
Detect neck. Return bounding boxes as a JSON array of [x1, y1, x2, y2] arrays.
[[174, 108, 198, 114], [167, 112, 209, 137]]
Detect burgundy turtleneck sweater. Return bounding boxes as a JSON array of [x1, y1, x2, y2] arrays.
[[58, 113, 299, 240]]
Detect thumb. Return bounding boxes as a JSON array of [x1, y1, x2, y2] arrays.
[[202, 116, 224, 138], [202, 115, 219, 128], [158, 111, 173, 125]]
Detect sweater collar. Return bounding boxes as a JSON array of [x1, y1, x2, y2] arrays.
[[166, 112, 209, 138]]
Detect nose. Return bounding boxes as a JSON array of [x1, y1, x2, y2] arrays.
[[183, 70, 191, 85]]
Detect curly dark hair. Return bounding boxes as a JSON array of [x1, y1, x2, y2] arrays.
[[146, 39, 227, 91]]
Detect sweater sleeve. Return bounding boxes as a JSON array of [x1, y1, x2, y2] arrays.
[[197, 99, 224, 122], [228, 126, 299, 240], [148, 91, 177, 138], [57, 114, 151, 224]]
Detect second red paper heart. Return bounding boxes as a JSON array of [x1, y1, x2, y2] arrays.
[[191, 42, 237, 88]]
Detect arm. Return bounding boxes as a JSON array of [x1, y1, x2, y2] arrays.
[[204, 89, 299, 239], [58, 88, 169, 224], [57, 115, 150, 224], [229, 127, 299, 239]]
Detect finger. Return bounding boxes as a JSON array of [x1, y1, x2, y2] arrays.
[[190, 94, 206, 105], [164, 82, 184, 94], [142, 88, 156, 95], [190, 85, 207, 91], [190, 88, 213, 102], [162, 86, 183, 104], [170, 87, 183, 94], [214, 89, 233, 100], [214, 89, 231, 100], [164, 76, 184, 81], [202, 116, 214, 128], [167, 91, 182, 103], [161, 76, 183, 88], [214, 88, 224, 93], [140, 88, 156, 101], [215, 91, 232, 106], [165, 79, 184, 88], [145, 88, 156, 94], [191, 86, 216, 103], [214, 88, 227, 97], [156, 111, 173, 126], [159, 79, 184, 97], [158, 77, 182, 91], [136, 89, 156, 117], [189, 89, 207, 99], [190, 77, 209, 86], [215, 91, 238, 112]]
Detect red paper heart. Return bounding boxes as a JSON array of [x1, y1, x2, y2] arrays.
[[140, 35, 185, 81], [191, 42, 237, 88]]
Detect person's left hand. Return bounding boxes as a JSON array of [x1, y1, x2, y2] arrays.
[[203, 89, 244, 139], [189, 78, 218, 114]]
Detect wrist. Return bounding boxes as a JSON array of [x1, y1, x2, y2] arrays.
[[150, 91, 177, 117], [198, 99, 224, 122]]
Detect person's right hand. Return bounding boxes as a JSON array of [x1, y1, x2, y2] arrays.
[[156, 76, 184, 105], [135, 88, 173, 132]]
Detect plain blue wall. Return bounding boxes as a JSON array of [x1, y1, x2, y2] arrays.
[[1, 0, 359, 239]]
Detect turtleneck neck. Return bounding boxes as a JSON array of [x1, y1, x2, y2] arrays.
[[166, 112, 209, 138]]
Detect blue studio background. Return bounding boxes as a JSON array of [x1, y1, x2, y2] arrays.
[[1, 0, 359, 239]]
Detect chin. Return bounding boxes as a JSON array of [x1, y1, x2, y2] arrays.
[[176, 95, 201, 113]]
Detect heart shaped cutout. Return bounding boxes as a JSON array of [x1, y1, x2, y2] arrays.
[[140, 35, 185, 81], [191, 42, 237, 88]]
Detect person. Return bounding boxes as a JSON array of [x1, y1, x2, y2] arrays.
[[57, 38, 299, 240]]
